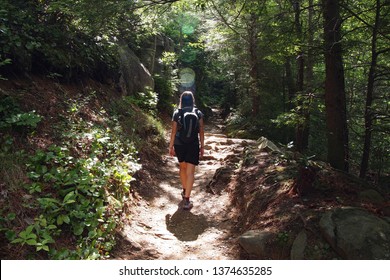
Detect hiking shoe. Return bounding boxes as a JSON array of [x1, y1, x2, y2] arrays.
[[183, 200, 193, 210]]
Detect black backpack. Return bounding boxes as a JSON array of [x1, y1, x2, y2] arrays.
[[178, 107, 200, 144]]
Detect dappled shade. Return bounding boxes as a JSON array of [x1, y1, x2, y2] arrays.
[[165, 210, 208, 242]]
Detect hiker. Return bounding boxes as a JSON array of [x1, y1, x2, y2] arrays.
[[169, 91, 205, 210]]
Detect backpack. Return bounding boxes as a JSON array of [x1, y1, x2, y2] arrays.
[[178, 107, 200, 144]]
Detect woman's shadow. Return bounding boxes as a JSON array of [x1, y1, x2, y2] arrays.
[[165, 203, 209, 242]]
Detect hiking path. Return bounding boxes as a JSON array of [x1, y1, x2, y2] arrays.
[[112, 109, 257, 260]]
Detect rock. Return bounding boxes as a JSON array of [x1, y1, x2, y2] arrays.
[[226, 139, 235, 145], [319, 207, 390, 259], [204, 144, 213, 150], [381, 206, 390, 217], [358, 189, 385, 204], [238, 230, 274, 258], [139, 34, 174, 75], [202, 155, 217, 161], [118, 44, 154, 96], [290, 230, 307, 260], [257, 137, 281, 153], [206, 166, 234, 194]]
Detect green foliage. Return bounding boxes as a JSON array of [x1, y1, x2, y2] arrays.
[[155, 51, 179, 114], [0, 0, 142, 79], [276, 231, 290, 245], [1, 111, 42, 129], [154, 74, 176, 113], [128, 87, 159, 115], [110, 95, 166, 155], [0, 57, 12, 79], [7, 94, 142, 259], [0, 96, 42, 132], [0, 212, 17, 241]]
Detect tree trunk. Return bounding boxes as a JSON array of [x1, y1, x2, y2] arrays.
[[323, 0, 349, 171], [302, 0, 315, 152], [360, 0, 380, 178], [248, 12, 260, 117], [292, 0, 309, 152], [285, 58, 295, 110]]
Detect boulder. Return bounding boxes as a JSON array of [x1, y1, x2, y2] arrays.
[[118, 44, 154, 96], [238, 230, 274, 258], [139, 34, 175, 75], [290, 230, 307, 260], [319, 207, 390, 259], [358, 189, 385, 204], [257, 137, 281, 153]]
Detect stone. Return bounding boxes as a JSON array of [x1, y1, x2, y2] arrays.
[[358, 189, 385, 204], [238, 230, 274, 258], [290, 230, 307, 260], [118, 44, 154, 96], [319, 207, 390, 259], [257, 137, 281, 153]]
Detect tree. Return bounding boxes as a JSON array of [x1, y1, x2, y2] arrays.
[[322, 0, 349, 171], [359, 0, 380, 178], [291, 0, 310, 152]]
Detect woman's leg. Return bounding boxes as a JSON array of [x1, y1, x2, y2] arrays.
[[184, 163, 196, 198], [179, 162, 187, 192]]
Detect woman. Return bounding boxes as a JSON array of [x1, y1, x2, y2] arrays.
[[169, 91, 205, 210]]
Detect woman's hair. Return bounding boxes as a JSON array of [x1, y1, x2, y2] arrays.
[[179, 91, 195, 108]]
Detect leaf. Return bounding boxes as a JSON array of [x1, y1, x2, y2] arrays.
[[28, 171, 41, 180], [63, 215, 70, 224], [73, 224, 84, 236], [88, 230, 97, 239], [5, 230, 16, 241], [7, 213, 16, 221], [26, 239, 37, 246], [63, 191, 76, 204], [11, 238, 23, 244], [57, 214, 70, 225], [24, 225, 34, 236], [47, 224, 57, 230], [39, 218, 47, 227], [36, 244, 50, 252], [57, 215, 63, 225]]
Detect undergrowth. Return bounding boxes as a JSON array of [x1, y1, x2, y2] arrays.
[[0, 86, 165, 259]]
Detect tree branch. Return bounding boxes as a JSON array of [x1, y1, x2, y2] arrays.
[[134, 0, 180, 10], [340, 3, 390, 41], [208, 0, 248, 42]]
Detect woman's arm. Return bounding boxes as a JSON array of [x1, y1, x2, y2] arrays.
[[199, 118, 205, 158], [169, 121, 177, 156]]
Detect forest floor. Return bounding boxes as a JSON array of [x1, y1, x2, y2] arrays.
[[2, 77, 388, 260], [111, 109, 250, 259], [111, 108, 390, 260]]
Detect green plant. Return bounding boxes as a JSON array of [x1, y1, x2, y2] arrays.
[[276, 231, 289, 244], [0, 57, 12, 80], [12, 225, 38, 247], [127, 87, 159, 115], [0, 212, 17, 241], [1, 111, 42, 129], [11, 100, 141, 259], [0, 96, 42, 131]]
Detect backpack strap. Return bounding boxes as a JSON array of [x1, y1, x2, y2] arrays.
[[178, 108, 184, 127]]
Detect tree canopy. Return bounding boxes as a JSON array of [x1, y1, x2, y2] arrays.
[[1, 0, 389, 260]]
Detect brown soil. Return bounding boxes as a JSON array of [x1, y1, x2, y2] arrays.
[[111, 109, 390, 260], [2, 77, 388, 260], [111, 109, 249, 259]]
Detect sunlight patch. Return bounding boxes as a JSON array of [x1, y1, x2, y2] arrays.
[[179, 68, 195, 88]]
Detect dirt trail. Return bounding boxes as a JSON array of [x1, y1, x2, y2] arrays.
[[112, 109, 257, 260]]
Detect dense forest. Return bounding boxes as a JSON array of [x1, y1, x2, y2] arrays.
[[1, 0, 389, 260]]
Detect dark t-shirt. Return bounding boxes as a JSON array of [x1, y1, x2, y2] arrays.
[[172, 106, 203, 145]]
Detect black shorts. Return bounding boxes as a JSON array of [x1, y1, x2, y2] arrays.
[[174, 142, 200, 165]]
